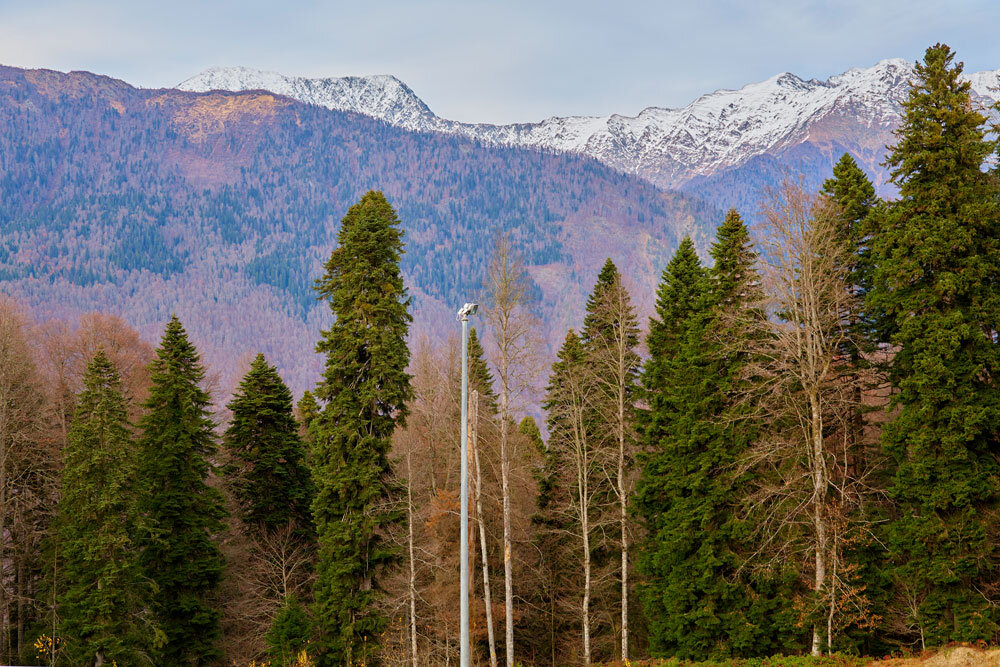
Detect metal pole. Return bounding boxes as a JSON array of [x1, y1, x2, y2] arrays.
[[459, 310, 471, 667]]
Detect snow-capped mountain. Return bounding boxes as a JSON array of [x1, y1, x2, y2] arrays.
[[178, 60, 1000, 191]]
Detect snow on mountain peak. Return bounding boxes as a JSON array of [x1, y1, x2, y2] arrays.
[[178, 67, 434, 129], [176, 59, 1000, 190]]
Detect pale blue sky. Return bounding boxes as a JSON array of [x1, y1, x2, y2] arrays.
[[1, 0, 998, 124]]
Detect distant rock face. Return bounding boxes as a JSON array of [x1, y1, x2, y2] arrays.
[[179, 60, 1000, 192]]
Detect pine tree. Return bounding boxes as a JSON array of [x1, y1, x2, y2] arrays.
[[871, 44, 1000, 645], [137, 316, 226, 666], [223, 353, 312, 535], [311, 190, 412, 666], [57, 351, 154, 666]]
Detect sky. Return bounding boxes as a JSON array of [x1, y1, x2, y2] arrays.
[[1, 0, 999, 124]]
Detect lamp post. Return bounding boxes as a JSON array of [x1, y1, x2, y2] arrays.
[[457, 302, 478, 667]]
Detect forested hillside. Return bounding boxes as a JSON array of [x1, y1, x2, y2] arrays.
[[0, 65, 716, 392]]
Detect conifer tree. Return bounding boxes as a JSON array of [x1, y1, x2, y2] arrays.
[[543, 330, 607, 666], [296, 390, 320, 458], [637, 237, 706, 449], [311, 190, 412, 666], [223, 353, 312, 534], [580, 258, 640, 661], [57, 351, 154, 666], [137, 316, 226, 666], [822, 153, 881, 348], [871, 44, 1000, 645], [468, 326, 498, 413], [635, 218, 792, 659]]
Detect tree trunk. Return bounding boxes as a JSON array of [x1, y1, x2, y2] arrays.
[[500, 395, 514, 667], [471, 392, 498, 667], [582, 524, 592, 667], [618, 380, 629, 662], [580, 433, 592, 667], [810, 390, 827, 657], [406, 448, 419, 667]]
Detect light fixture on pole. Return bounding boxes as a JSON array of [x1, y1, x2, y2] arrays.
[[457, 302, 477, 667]]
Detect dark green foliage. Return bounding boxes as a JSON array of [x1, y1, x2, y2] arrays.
[[223, 353, 312, 534], [296, 389, 321, 454], [468, 326, 498, 414], [137, 316, 227, 666], [871, 44, 1000, 645], [822, 153, 883, 348], [57, 351, 155, 666], [580, 257, 640, 436], [310, 190, 412, 666], [267, 596, 313, 666], [635, 215, 797, 659], [637, 236, 707, 454]]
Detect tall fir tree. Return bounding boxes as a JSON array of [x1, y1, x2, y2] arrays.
[[223, 353, 312, 534], [871, 44, 1000, 645], [635, 217, 796, 659], [822, 153, 882, 349], [57, 351, 155, 666], [580, 258, 640, 661], [637, 236, 706, 451], [311, 190, 412, 666], [137, 316, 227, 666]]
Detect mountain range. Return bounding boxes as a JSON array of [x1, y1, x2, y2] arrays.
[[2, 57, 997, 395], [179, 59, 1000, 197]]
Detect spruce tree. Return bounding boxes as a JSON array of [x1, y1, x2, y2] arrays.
[[872, 44, 1000, 644], [223, 353, 312, 534], [580, 258, 640, 661], [636, 236, 706, 460], [822, 153, 882, 348], [635, 217, 795, 659], [542, 330, 604, 665], [468, 326, 498, 413], [57, 351, 154, 666], [311, 190, 412, 666], [137, 316, 226, 666]]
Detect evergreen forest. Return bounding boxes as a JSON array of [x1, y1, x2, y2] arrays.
[[1, 44, 999, 667]]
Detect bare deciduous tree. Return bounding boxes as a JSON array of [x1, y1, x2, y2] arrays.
[[741, 182, 883, 655], [483, 232, 540, 667]]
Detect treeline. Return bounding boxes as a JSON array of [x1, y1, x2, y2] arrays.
[[1, 43, 999, 667]]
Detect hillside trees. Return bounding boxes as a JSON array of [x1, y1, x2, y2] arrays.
[[872, 43, 1000, 646], [56, 351, 153, 666], [137, 316, 227, 666], [311, 190, 412, 666]]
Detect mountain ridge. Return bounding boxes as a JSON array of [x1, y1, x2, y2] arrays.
[[178, 58, 1000, 192]]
